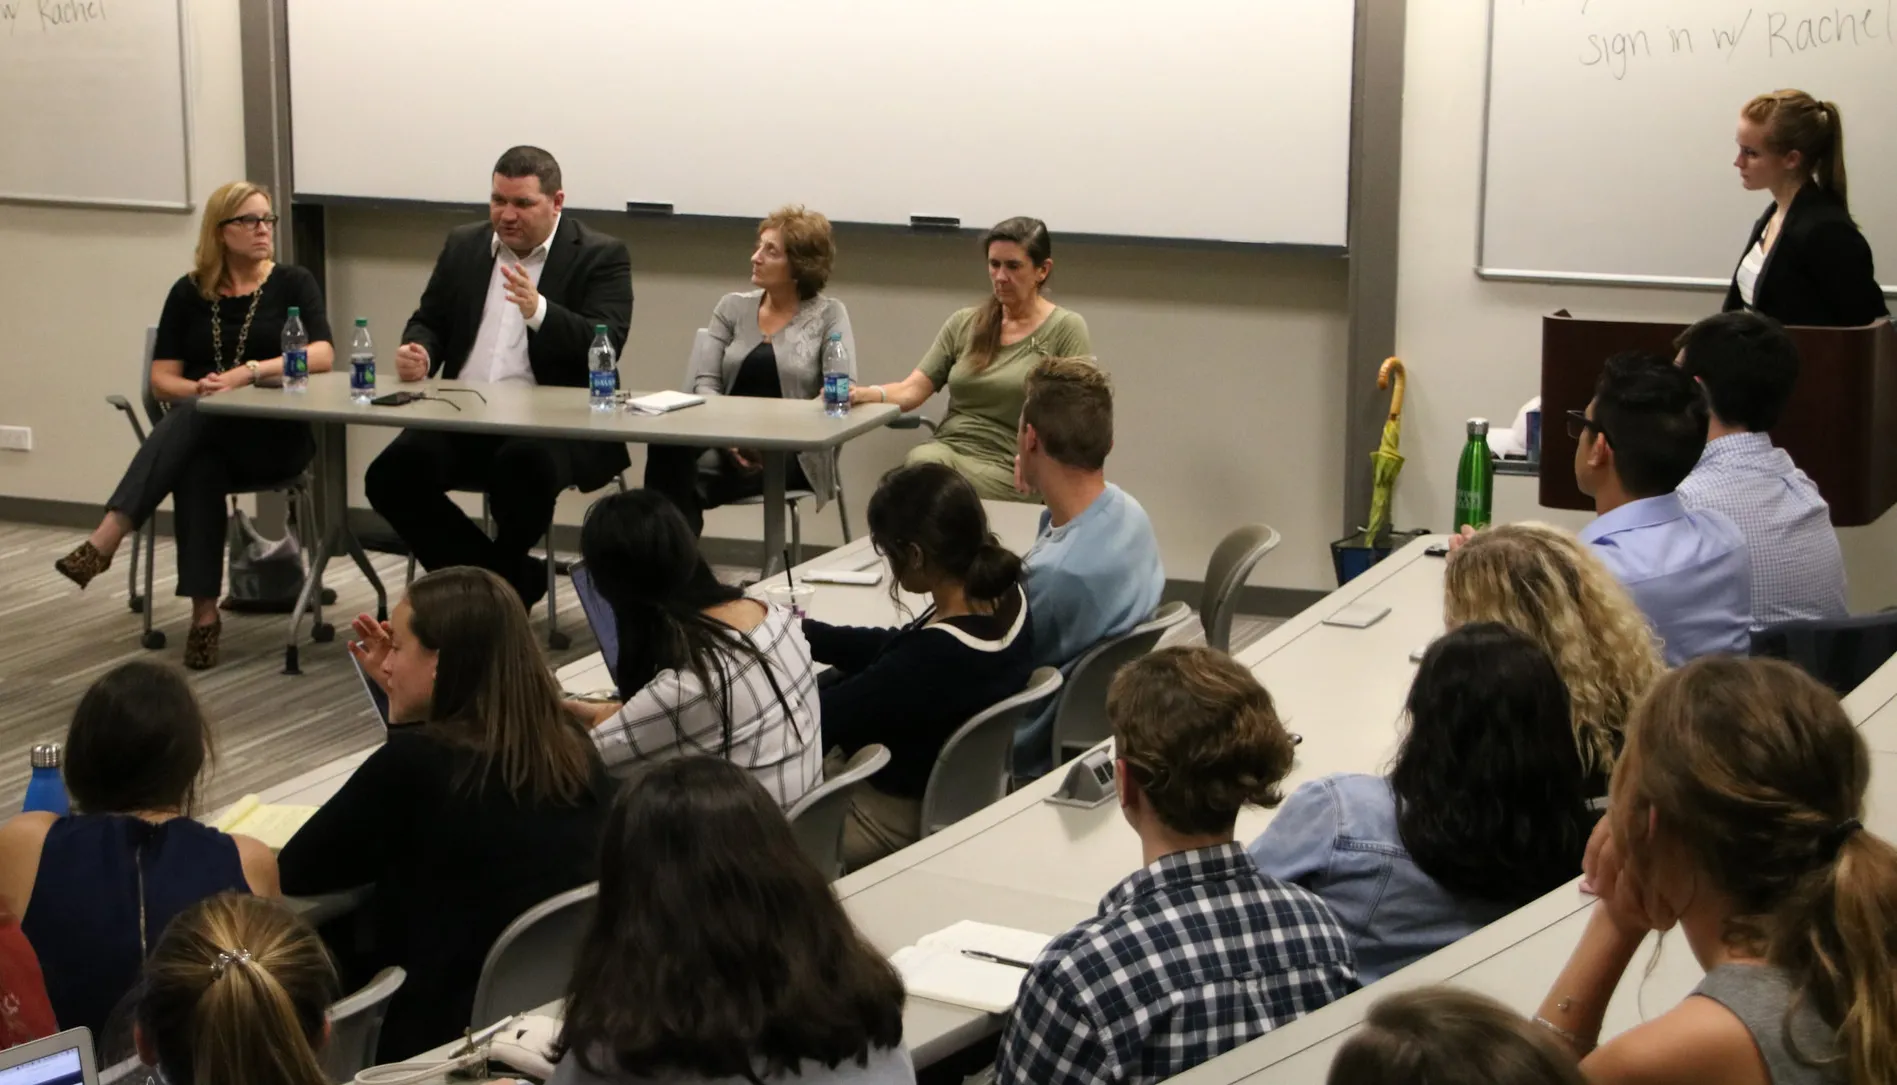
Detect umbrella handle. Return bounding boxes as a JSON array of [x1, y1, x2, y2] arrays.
[[1378, 357, 1407, 421]]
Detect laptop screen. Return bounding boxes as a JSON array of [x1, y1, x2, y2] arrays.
[[569, 564, 621, 691], [0, 1030, 95, 1085]]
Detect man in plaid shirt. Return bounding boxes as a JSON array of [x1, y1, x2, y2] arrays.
[[994, 647, 1359, 1085]]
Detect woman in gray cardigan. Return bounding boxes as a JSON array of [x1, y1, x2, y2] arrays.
[[644, 206, 857, 535]]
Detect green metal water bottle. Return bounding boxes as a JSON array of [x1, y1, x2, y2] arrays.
[[1453, 418, 1494, 532]]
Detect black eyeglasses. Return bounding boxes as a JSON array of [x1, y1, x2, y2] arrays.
[[219, 213, 280, 230], [1565, 408, 1612, 448]]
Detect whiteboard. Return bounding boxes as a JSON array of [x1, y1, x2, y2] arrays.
[[0, 0, 191, 209], [285, 0, 1355, 247], [1481, 0, 1897, 291]]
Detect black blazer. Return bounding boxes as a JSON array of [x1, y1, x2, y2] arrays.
[[402, 215, 635, 488], [1723, 183, 1888, 328]]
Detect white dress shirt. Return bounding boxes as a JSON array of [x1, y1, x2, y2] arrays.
[[460, 213, 558, 385]]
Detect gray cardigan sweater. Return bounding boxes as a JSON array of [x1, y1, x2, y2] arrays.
[[685, 290, 857, 506]]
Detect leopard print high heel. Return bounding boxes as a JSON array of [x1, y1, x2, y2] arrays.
[[54, 541, 111, 588]]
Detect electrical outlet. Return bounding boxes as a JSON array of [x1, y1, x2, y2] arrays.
[[0, 426, 30, 452]]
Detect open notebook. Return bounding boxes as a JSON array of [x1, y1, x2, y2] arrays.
[[208, 794, 318, 850], [890, 920, 1055, 1014]]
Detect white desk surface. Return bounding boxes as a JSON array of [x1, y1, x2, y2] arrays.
[[196, 372, 899, 452], [829, 535, 1449, 1063], [1171, 650, 1897, 1085]]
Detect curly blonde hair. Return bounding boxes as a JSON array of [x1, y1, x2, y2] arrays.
[[1444, 522, 1663, 779]]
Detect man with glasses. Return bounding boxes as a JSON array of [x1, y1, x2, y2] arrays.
[[1571, 351, 1750, 664], [366, 145, 633, 608]]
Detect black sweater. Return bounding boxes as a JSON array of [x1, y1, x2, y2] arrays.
[[277, 728, 610, 1061], [1722, 183, 1888, 328], [806, 586, 1034, 799]]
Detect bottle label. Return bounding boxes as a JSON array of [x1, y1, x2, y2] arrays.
[[589, 369, 617, 399], [284, 350, 308, 379], [1454, 490, 1490, 528], [825, 372, 851, 407], [350, 355, 375, 391]]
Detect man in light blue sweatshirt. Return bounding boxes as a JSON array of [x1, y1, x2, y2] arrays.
[[1012, 356, 1165, 777]]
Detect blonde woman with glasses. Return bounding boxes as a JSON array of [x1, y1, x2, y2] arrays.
[[1445, 522, 1664, 796], [54, 181, 334, 669]]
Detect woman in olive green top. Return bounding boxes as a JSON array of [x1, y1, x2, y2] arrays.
[[851, 217, 1091, 501]]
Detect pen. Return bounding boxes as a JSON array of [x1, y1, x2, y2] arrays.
[[961, 949, 1034, 970]]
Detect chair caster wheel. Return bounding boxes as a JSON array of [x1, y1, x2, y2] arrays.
[[129, 595, 145, 614], [312, 623, 336, 643], [284, 646, 301, 675], [141, 630, 166, 650], [320, 588, 338, 606], [548, 630, 571, 651]]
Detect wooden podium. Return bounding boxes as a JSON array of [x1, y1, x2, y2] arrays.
[[1538, 313, 1897, 527]]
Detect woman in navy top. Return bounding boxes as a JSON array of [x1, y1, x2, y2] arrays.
[[805, 462, 1034, 870], [0, 662, 277, 1043], [1249, 624, 1595, 981]]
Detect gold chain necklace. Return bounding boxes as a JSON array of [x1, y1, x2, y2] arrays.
[[210, 266, 273, 373]]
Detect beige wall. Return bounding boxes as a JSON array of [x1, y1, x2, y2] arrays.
[[0, 0, 246, 507], [4, 0, 1888, 606], [324, 211, 1350, 589], [1394, 1, 1897, 611]]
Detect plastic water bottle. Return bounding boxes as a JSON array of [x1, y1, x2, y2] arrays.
[[588, 326, 617, 412], [822, 333, 851, 417], [1453, 418, 1495, 532], [282, 306, 309, 393], [22, 744, 69, 816], [349, 318, 375, 404]]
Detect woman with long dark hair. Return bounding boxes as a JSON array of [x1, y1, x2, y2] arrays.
[[805, 462, 1035, 868], [850, 217, 1091, 501], [1249, 623, 1595, 981], [277, 566, 610, 1060], [552, 757, 912, 1084], [571, 489, 821, 807]]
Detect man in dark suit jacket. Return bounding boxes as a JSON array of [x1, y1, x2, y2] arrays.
[[366, 145, 633, 606]]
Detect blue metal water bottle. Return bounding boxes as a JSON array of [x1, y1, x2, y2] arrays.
[[22, 743, 69, 816]]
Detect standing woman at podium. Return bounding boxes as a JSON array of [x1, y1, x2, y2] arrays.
[[1724, 90, 1888, 328]]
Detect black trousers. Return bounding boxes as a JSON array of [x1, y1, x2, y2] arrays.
[[642, 445, 811, 537], [105, 398, 314, 600], [365, 429, 579, 598]]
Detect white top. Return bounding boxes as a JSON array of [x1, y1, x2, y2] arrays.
[[462, 213, 559, 384], [1734, 239, 1767, 308], [590, 604, 823, 808]]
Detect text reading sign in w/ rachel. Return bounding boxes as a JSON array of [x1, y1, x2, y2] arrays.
[[1480, 0, 1896, 291], [0, 0, 192, 210]]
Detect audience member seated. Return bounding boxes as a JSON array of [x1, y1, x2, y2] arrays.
[[1012, 355, 1163, 776], [1675, 310, 1848, 627], [0, 908, 56, 1050], [1571, 350, 1751, 664], [851, 217, 1091, 501], [569, 489, 821, 807], [994, 647, 1358, 1085], [1249, 623, 1595, 982], [278, 566, 611, 1060], [1536, 657, 1897, 1082], [1447, 522, 1664, 794], [1327, 987, 1587, 1085], [551, 757, 914, 1085], [805, 462, 1034, 870], [0, 661, 277, 1041], [643, 206, 854, 536], [365, 145, 634, 607], [55, 181, 333, 669], [130, 894, 336, 1085]]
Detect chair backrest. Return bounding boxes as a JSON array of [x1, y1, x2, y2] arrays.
[[469, 883, 598, 1031], [1750, 611, 1897, 696], [921, 668, 1063, 837], [1200, 525, 1282, 654], [140, 325, 163, 425], [1050, 602, 1194, 765], [323, 966, 406, 1084], [787, 744, 891, 881]]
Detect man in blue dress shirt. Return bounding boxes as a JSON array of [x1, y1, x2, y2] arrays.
[[1572, 351, 1751, 665]]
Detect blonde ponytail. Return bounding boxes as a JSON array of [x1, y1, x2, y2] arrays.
[[1776, 826, 1897, 1085], [137, 895, 336, 1085], [1816, 100, 1848, 208], [1741, 90, 1850, 213]]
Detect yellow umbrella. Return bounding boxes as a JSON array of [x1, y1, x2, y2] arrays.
[[1359, 357, 1407, 547]]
